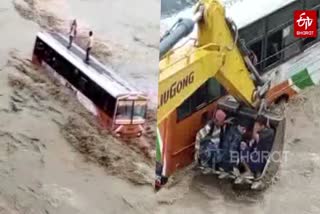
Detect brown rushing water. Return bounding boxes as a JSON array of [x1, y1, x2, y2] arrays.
[[0, 0, 160, 213]]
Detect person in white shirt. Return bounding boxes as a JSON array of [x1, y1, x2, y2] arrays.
[[85, 31, 93, 63], [67, 19, 77, 49]]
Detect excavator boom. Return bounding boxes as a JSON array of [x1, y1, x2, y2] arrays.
[[156, 0, 285, 191], [158, 0, 258, 124]]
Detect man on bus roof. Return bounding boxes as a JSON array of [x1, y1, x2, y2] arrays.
[[67, 19, 77, 49], [85, 31, 94, 64]]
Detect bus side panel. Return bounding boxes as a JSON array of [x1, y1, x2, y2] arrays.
[[32, 51, 42, 66], [32, 37, 43, 66], [163, 102, 218, 177], [71, 86, 115, 131], [41, 60, 115, 131], [97, 109, 114, 129]]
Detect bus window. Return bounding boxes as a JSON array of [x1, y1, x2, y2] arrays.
[[87, 81, 98, 102], [302, 10, 319, 48], [305, 0, 320, 9], [283, 25, 301, 60], [78, 75, 88, 94], [34, 38, 45, 57], [302, 10, 319, 47], [115, 100, 134, 123], [132, 100, 147, 124], [63, 63, 78, 86], [51, 53, 62, 71], [239, 20, 265, 45], [267, 1, 300, 31], [265, 30, 283, 68], [43, 47, 53, 64], [248, 40, 263, 72]]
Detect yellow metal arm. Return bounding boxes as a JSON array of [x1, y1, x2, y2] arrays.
[[157, 0, 258, 125], [158, 44, 224, 123]]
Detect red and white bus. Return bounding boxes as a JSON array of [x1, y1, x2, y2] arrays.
[[32, 31, 148, 137]]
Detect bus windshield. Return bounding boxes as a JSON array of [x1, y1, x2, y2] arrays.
[[115, 100, 147, 124]]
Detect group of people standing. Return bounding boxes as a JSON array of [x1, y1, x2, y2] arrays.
[[67, 19, 94, 64], [195, 109, 275, 180]]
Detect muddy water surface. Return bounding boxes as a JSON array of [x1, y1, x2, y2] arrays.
[[0, 0, 159, 213]]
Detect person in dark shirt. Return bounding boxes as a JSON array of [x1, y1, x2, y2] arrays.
[[218, 120, 249, 178], [249, 116, 275, 177]]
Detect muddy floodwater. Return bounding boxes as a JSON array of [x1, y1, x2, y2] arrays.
[[157, 0, 320, 214], [0, 0, 160, 213], [2, 0, 160, 107]]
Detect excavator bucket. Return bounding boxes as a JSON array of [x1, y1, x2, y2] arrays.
[[234, 118, 286, 190], [217, 96, 284, 125], [216, 96, 286, 190]]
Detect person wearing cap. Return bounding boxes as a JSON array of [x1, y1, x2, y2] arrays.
[[195, 110, 227, 146], [67, 19, 77, 49], [195, 109, 234, 172]]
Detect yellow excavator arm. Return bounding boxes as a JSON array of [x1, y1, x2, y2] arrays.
[[158, 0, 262, 125], [156, 0, 285, 191]]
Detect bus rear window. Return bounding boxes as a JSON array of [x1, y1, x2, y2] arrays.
[[133, 101, 147, 120], [115, 100, 147, 124], [116, 100, 133, 121]]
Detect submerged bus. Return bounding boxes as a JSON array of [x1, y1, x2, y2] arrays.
[[156, 0, 320, 188], [32, 31, 148, 137]]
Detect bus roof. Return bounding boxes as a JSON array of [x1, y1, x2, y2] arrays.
[[225, 0, 296, 28], [37, 31, 145, 98]]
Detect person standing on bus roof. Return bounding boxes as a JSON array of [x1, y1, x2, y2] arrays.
[[85, 31, 93, 64], [67, 19, 77, 49]]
